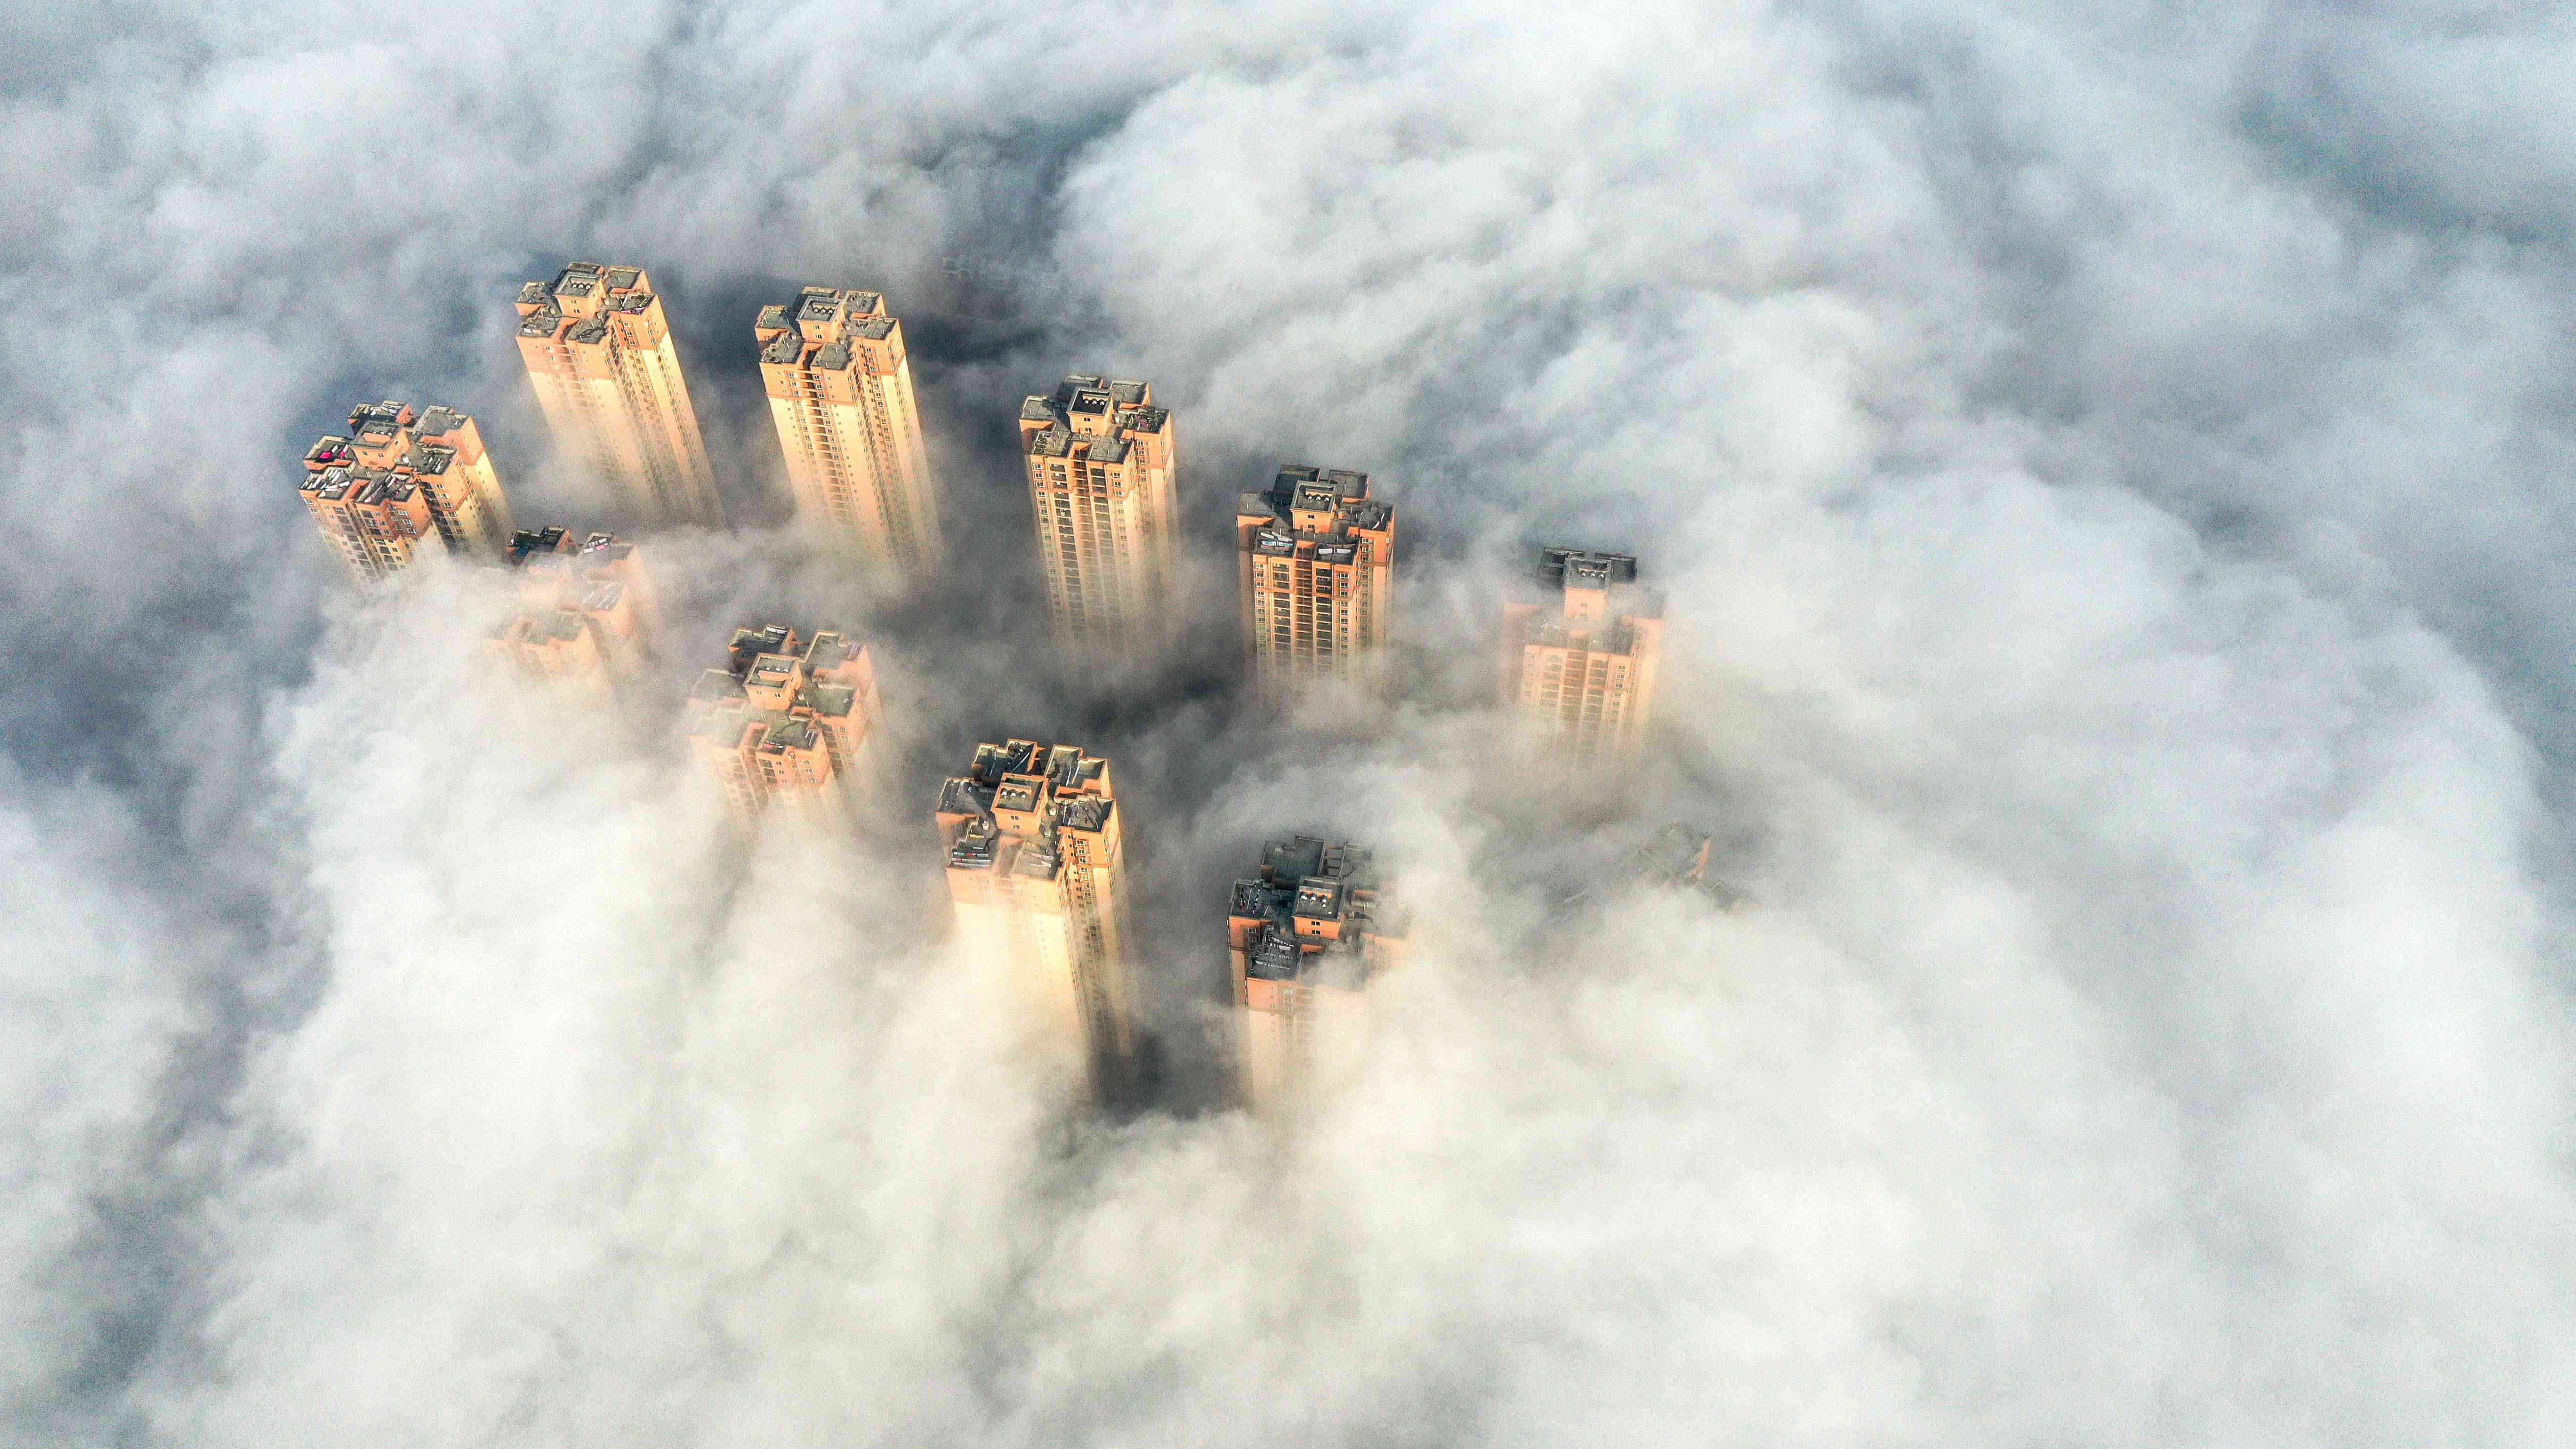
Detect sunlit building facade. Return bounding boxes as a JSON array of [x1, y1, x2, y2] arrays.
[[936, 740, 1137, 1094], [1018, 375, 1177, 646], [1227, 836, 1408, 1111], [514, 261, 721, 527], [757, 286, 942, 578], [1235, 466, 1397, 689], [684, 625, 881, 825], [1499, 547, 1664, 762], [299, 401, 514, 582]]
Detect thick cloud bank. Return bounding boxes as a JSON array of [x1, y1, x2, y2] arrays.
[[5, 1, 2574, 1444]]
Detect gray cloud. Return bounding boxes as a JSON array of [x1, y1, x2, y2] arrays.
[[4, 0, 2573, 1444]]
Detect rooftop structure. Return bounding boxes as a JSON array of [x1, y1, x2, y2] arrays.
[[1227, 835, 1409, 1111], [683, 625, 880, 824], [489, 529, 656, 685], [515, 262, 721, 527], [298, 401, 514, 582], [756, 286, 942, 577], [935, 739, 1138, 1095], [1235, 465, 1398, 689], [1018, 374, 1178, 647], [1500, 546, 1665, 763]]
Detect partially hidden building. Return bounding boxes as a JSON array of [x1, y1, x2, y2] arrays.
[[757, 287, 942, 578], [299, 401, 514, 582], [490, 528, 656, 684], [1018, 375, 1178, 646], [1235, 466, 1397, 689], [515, 262, 721, 527], [936, 740, 1137, 1095], [1550, 822, 1746, 915], [683, 625, 881, 824], [1499, 547, 1664, 762], [1227, 836, 1408, 1111]]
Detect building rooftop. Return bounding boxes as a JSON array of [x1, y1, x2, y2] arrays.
[[937, 739, 1111, 880], [1526, 544, 1663, 621], [1229, 836, 1400, 980], [1240, 464, 1395, 545]]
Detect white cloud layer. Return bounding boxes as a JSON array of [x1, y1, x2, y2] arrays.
[[4, 0, 2573, 1444]]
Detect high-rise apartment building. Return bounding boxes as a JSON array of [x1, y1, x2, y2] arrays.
[[1227, 836, 1408, 1111], [299, 401, 514, 582], [514, 262, 721, 527], [683, 625, 881, 824], [1018, 376, 1177, 644], [935, 740, 1137, 1092], [1235, 466, 1397, 688], [756, 287, 942, 577], [1499, 548, 1665, 762], [490, 528, 656, 684]]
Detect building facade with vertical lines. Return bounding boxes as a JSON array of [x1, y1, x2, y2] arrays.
[[936, 740, 1137, 1095], [1227, 836, 1408, 1111], [514, 262, 721, 527], [1017, 376, 1177, 646], [1235, 466, 1397, 689], [1499, 547, 1664, 763], [299, 401, 513, 582], [756, 287, 942, 578]]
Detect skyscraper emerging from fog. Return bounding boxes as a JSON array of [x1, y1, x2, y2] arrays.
[[1236, 466, 1397, 689], [299, 401, 513, 582], [1018, 375, 1178, 646], [1499, 548, 1664, 763], [514, 262, 721, 527], [1227, 836, 1408, 1111], [757, 287, 942, 577], [936, 740, 1137, 1094], [684, 625, 881, 825], [490, 528, 657, 685]]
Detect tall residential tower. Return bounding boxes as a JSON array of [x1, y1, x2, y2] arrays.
[[1018, 376, 1177, 646], [1227, 836, 1407, 1111], [1235, 466, 1397, 689], [1499, 548, 1664, 763], [514, 262, 721, 527], [757, 287, 942, 578], [299, 401, 513, 582], [684, 625, 881, 825], [936, 740, 1137, 1094]]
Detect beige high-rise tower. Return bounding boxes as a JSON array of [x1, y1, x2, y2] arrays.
[[1236, 466, 1398, 688], [1227, 836, 1408, 1111], [514, 262, 721, 527], [299, 401, 513, 582], [684, 625, 882, 825], [757, 287, 942, 577], [936, 740, 1137, 1094], [1018, 376, 1177, 645], [1499, 548, 1664, 762]]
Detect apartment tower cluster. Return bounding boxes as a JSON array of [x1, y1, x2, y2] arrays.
[[298, 257, 1697, 1115], [684, 625, 883, 827], [514, 263, 721, 527], [1227, 836, 1409, 1110], [757, 287, 942, 576], [937, 740, 1138, 1092], [299, 402, 513, 580], [1500, 547, 1665, 762], [1235, 466, 1399, 688], [1019, 375, 1179, 644]]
